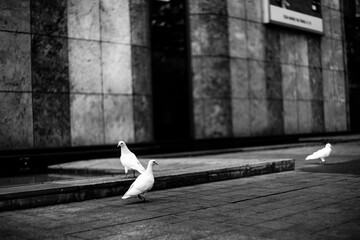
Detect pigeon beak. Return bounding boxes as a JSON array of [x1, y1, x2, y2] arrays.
[[154, 161, 158, 165], [117, 143, 120, 147]]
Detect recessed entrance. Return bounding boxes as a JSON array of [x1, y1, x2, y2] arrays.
[[150, 0, 191, 141]]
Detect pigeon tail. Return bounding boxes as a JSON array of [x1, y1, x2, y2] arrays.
[[122, 195, 130, 199], [305, 154, 317, 160]]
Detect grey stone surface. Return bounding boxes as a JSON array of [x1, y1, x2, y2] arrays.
[[1, 168, 360, 239]]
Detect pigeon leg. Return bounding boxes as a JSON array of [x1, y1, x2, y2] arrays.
[[133, 170, 136, 178], [125, 167, 128, 178], [138, 194, 146, 201], [321, 158, 326, 164]]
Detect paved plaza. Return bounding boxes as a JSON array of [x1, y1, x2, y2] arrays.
[[1, 170, 360, 239], [1, 139, 360, 239]]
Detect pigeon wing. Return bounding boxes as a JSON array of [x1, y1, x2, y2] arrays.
[[122, 174, 154, 199], [120, 152, 146, 173], [305, 147, 330, 160]]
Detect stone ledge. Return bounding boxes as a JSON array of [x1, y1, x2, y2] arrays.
[[0, 159, 294, 211]]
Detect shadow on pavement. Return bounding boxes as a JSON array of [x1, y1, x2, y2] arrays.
[[299, 159, 360, 175]]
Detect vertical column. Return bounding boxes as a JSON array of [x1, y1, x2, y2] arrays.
[[130, 0, 153, 142], [31, 0, 71, 148], [189, 0, 232, 139], [68, 0, 104, 146], [228, 0, 250, 137], [101, 0, 135, 144], [0, 0, 33, 150], [321, 2, 347, 132]]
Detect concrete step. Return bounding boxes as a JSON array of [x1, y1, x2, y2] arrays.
[[0, 158, 294, 211]]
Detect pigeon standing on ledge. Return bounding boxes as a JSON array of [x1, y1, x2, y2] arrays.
[[305, 143, 332, 164], [117, 141, 145, 178], [122, 160, 158, 202]]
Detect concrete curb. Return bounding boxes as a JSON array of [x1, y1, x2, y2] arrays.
[[0, 159, 294, 212]]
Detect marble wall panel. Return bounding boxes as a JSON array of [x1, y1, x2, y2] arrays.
[[33, 93, 71, 148], [283, 100, 298, 134], [332, 39, 344, 71], [31, 0, 67, 36], [189, 0, 227, 15], [311, 100, 325, 133], [265, 27, 281, 63], [228, 18, 246, 58], [0, 92, 33, 149], [248, 60, 266, 99], [193, 98, 205, 139], [202, 57, 230, 98], [250, 99, 268, 136], [309, 67, 323, 101], [31, 35, 69, 93], [104, 94, 134, 144], [70, 94, 104, 146], [280, 32, 296, 64], [227, 0, 246, 19], [189, 15, 203, 56], [204, 98, 232, 138], [245, 0, 262, 22], [69, 39, 101, 93], [294, 35, 308, 66], [0, 32, 31, 91], [0, 0, 30, 32], [330, 9, 342, 39], [230, 58, 248, 98], [322, 69, 334, 100], [267, 100, 284, 135], [192, 57, 204, 98], [265, 62, 282, 99], [100, 0, 130, 44], [321, 38, 332, 70], [297, 100, 313, 133], [232, 98, 250, 137], [323, 0, 340, 10], [67, 0, 100, 40], [323, 70, 345, 101], [133, 95, 153, 142], [324, 100, 336, 132], [201, 15, 229, 56], [333, 70, 345, 101], [322, 6, 332, 38], [102, 42, 132, 94], [132, 46, 151, 95], [246, 22, 265, 60], [296, 66, 311, 100], [281, 64, 297, 100], [130, 0, 149, 46], [334, 100, 347, 131], [307, 36, 321, 68]]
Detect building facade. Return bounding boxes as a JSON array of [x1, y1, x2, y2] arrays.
[[0, 0, 355, 151]]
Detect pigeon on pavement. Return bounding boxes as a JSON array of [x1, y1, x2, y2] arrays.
[[117, 141, 145, 178], [122, 160, 158, 201], [305, 143, 332, 163]]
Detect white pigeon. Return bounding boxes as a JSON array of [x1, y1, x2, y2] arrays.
[[117, 141, 145, 178], [305, 143, 332, 163], [122, 160, 158, 201]]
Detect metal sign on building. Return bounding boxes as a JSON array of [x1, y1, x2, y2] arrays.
[[263, 0, 323, 34]]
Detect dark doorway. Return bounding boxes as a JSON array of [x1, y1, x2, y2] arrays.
[[150, 0, 191, 141], [343, 0, 360, 131]]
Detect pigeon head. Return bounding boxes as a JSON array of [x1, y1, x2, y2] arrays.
[[117, 141, 125, 147], [149, 160, 158, 166], [326, 143, 332, 148]]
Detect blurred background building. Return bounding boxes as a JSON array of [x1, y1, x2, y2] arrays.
[[0, 0, 359, 151]]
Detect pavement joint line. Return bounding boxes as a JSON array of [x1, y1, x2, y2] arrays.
[[311, 216, 360, 235]]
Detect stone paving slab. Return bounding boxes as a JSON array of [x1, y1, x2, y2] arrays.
[[0, 170, 359, 240]]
